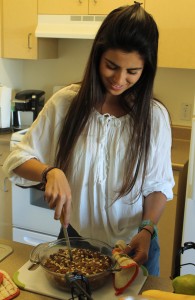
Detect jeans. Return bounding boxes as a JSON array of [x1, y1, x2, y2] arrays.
[[143, 235, 160, 276], [58, 225, 160, 276]]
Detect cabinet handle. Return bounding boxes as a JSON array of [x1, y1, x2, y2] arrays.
[[28, 33, 32, 49], [4, 177, 9, 192]]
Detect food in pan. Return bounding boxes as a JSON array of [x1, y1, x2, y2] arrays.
[[43, 247, 112, 276], [30, 237, 114, 291]]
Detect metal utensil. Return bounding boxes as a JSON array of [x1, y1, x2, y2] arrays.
[[62, 225, 73, 261]]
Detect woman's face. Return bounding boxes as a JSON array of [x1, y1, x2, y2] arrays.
[[99, 49, 144, 96]]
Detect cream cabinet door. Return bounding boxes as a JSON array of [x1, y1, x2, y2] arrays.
[[158, 195, 177, 278], [158, 170, 179, 278], [0, 144, 10, 165], [0, 166, 12, 240], [38, 0, 144, 15], [145, 0, 195, 69], [3, 0, 38, 59], [0, 0, 2, 57], [38, 0, 88, 14], [3, 0, 57, 59], [0, 144, 12, 240], [89, 0, 145, 15]]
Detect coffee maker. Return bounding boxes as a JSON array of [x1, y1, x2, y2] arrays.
[[12, 90, 45, 131]]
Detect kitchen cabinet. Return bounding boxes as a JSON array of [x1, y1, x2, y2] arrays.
[[38, 0, 88, 15], [89, 0, 141, 15], [3, 0, 58, 60], [0, 0, 2, 57], [38, 0, 143, 15], [145, 0, 195, 69], [158, 164, 188, 278], [0, 142, 12, 240]]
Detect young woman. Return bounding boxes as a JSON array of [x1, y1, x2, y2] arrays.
[[3, 3, 174, 275]]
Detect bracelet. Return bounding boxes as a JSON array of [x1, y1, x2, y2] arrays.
[[139, 227, 153, 237], [139, 219, 158, 239], [141, 219, 155, 228], [41, 166, 57, 184]]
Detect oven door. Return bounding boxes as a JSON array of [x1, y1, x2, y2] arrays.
[[12, 184, 60, 245]]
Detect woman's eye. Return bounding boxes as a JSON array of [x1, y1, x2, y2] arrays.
[[127, 70, 137, 75], [106, 63, 116, 70]]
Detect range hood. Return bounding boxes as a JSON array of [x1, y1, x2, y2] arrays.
[[35, 15, 106, 39]]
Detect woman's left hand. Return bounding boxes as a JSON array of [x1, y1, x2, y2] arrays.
[[123, 229, 152, 266]]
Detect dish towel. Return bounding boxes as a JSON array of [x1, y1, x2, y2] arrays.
[[0, 270, 20, 300], [112, 240, 139, 296]]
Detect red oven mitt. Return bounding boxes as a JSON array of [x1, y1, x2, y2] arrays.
[[112, 240, 139, 296], [0, 270, 20, 300]]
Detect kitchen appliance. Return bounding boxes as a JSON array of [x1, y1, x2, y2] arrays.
[[180, 96, 195, 275], [0, 86, 12, 132], [10, 129, 60, 246], [10, 87, 64, 245], [36, 15, 106, 39], [12, 89, 45, 131]]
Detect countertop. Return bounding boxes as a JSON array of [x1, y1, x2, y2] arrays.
[[0, 239, 173, 300], [0, 132, 12, 144]]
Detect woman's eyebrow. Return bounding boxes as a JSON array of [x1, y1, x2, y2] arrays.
[[105, 58, 143, 71]]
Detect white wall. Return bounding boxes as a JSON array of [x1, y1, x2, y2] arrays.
[[0, 58, 23, 92], [22, 39, 93, 100], [0, 39, 195, 127], [154, 68, 195, 127]]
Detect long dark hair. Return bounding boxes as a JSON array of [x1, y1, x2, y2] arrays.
[[55, 3, 159, 199]]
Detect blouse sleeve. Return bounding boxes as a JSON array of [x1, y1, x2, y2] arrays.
[[142, 101, 175, 200], [2, 85, 79, 186]]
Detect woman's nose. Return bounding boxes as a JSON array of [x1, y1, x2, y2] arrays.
[[113, 70, 126, 85]]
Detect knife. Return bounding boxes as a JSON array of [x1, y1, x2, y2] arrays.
[[63, 225, 73, 261]]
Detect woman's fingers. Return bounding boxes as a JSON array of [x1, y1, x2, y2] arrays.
[[123, 231, 151, 265], [59, 200, 72, 228], [43, 168, 72, 225], [54, 192, 72, 221]]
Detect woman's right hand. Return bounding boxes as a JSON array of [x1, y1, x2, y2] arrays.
[[43, 168, 72, 227], [124, 229, 151, 266]]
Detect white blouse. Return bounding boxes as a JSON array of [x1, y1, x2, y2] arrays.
[[3, 84, 174, 246]]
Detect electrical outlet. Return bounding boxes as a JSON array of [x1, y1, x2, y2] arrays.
[[180, 103, 192, 120]]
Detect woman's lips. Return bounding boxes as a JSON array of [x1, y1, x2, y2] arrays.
[[110, 82, 124, 91]]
